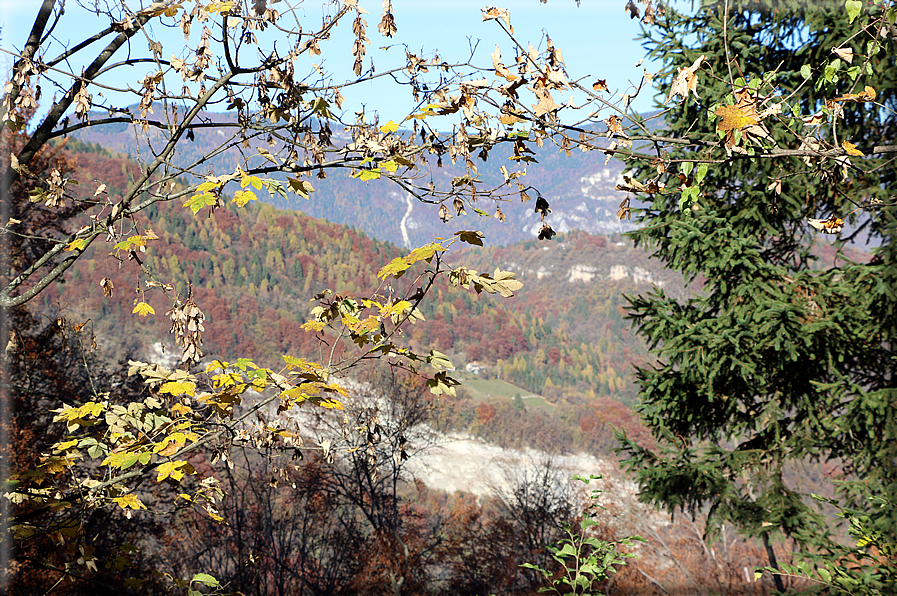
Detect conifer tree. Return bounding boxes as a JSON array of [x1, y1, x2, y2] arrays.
[[617, 0, 897, 582]]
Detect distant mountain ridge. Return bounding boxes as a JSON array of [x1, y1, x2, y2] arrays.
[[69, 107, 633, 248]]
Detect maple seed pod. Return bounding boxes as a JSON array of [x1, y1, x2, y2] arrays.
[[167, 295, 206, 369], [534, 196, 551, 219]]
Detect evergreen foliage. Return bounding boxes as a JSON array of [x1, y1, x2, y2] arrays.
[[618, 0, 897, 575]]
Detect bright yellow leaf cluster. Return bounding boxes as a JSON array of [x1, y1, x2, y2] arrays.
[[132, 302, 155, 317]]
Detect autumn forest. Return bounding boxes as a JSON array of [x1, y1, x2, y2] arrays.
[[3, 0, 896, 595]]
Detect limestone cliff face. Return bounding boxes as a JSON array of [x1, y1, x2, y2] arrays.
[[495, 238, 680, 292], [568, 264, 598, 282], [564, 263, 665, 286], [607, 264, 664, 286]]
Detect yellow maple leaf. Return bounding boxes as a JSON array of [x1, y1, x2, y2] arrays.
[[196, 180, 220, 192], [715, 105, 758, 132], [351, 316, 381, 335], [113, 493, 146, 511], [77, 401, 104, 418], [240, 175, 263, 190], [64, 238, 88, 252], [171, 402, 193, 416], [316, 397, 345, 410], [54, 439, 80, 452], [207, 2, 235, 15], [156, 461, 195, 483], [842, 140, 864, 156], [132, 302, 155, 317], [113, 235, 147, 251], [154, 433, 186, 457], [379, 120, 399, 133], [232, 189, 258, 207], [159, 380, 196, 396], [302, 320, 326, 332]]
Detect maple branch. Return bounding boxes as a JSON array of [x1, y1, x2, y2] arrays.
[[48, 116, 250, 139], [10, 14, 153, 179], [605, 139, 897, 164], [45, 25, 118, 68], [0, 46, 144, 94], [0, 236, 96, 308], [1, 58, 238, 306], [0, 0, 55, 122], [331, 260, 441, 377], [8, 389, 286, 526]]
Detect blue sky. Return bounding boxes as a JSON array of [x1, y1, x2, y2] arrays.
[[1, 0, 661, 121]]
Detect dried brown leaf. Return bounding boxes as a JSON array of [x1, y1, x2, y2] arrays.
[[665, 55, 705, 105], [481, 6, 512, 33], [831, 46, 854, 63]]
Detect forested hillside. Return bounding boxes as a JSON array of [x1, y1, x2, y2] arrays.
[[49, 141, 862, 460], [37, 140, 664, 454]]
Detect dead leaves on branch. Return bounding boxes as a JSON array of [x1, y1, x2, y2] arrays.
[[834, 85, 877, 103], [665, 55, 706, 104], [624, 0, 663, 24], [617, 197, 632, 221], [532, 87, 562, 119], [604, 115, 626, 139], [492, 45, 519, 83], [482, 6, 513, 33], [534, 195, 551, 220], [831, 46, 855, 63], [378, 0, 397, 38], [808, 216, 844, 235], [168, 295, 206, 368], [135, 1, 184, 18], [73, 84, 92, 122], [533, 195, 557, 240], [351, 7, 370, 76], [616, 175, 654, 194]]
